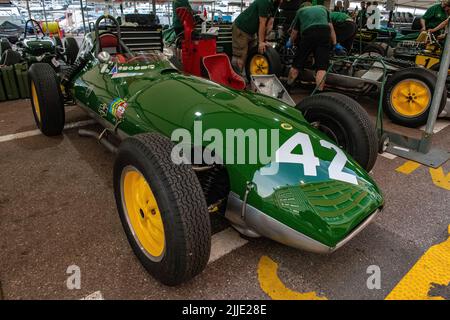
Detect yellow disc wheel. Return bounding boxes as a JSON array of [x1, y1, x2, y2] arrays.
[[390, 79, 431, 118], [249, 54, 269, 75], [122, 166, 165, 260], [31, 82, 41, 123]]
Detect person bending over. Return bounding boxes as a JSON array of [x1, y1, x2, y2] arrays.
[[232, 0, 281, 75], [285, 2, 337, 92]]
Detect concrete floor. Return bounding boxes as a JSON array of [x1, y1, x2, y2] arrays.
[[0, 93, 449, 300]]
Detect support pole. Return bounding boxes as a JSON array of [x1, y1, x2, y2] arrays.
[[80, 0, 87, 34], [41, 0, 49, 35], [418, 25, 450, 153], [152, 0, 156, 14], [25, 0, 31, 20]]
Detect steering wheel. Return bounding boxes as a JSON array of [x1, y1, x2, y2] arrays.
[[94, 15, 132, 56]]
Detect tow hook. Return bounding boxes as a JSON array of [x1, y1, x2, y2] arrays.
[[241, 182, 255, 220]]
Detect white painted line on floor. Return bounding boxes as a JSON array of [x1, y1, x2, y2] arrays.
[[208, 227, 248, 264], [81, 291, 104, 300], [0, 119, 96, 143], [419, 120, 450, 133], [379, 152, 397, 160]]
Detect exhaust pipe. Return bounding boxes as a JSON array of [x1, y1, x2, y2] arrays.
[[78, 128, 118, 154]]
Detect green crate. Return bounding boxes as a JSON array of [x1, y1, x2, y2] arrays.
[[1, 65, 19, 100], [14, 62, 29, 99]]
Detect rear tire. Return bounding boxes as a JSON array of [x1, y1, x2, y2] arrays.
[[383, 67, 446, 127], [114, 133, 211, 286], [64, 37, 79, 64], [245, 45, 282, 80], [296, 92, 378, 172], [28, 63, 65, 136]]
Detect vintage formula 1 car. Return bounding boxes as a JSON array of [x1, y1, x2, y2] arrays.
[[0, 19, 79, 68], [29, 15, 383, 286]]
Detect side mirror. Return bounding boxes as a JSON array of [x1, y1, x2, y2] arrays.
[[97, 51, 111, 63]]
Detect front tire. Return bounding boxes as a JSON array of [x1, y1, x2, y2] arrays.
[[114, 133, 211, 286], [383, 67, 447, 127], [296, 92, 378, 172], [28, 63, 65, 136]]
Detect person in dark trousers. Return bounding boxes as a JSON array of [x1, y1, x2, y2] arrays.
[[285, 2, 337, 91], [356, 1, 367, 27], [231, 0, 281, 75], [331, 11, 356, 52]]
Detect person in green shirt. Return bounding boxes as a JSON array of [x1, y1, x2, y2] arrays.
[[331, 11, 356, 52], [355, 1, 368, 28], [285, 2, 337, 91], [232, 0, 281, 74], [172, 0, 193, 36], [420, 1, 450, 32]]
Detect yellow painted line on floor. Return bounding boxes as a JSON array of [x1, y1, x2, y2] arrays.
[[257, 255, 327, 300], [429, 167, 450, 191], [385, 225, 450, 300], [395, 161, 421, 175]]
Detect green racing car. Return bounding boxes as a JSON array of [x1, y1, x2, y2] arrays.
[[28, 15, 384, 286]]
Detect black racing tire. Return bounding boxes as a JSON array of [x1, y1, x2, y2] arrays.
[[0, 38, 12, 54], [114, 133, 211, 286], [363, 43, 385, 56], [245, 45, 282, 80], [383, 67, 447, 127], [28, 63, 65, 136], [0, 49, 21, 66], [64, 37, 79, 65], [296, 92, 378, 172]]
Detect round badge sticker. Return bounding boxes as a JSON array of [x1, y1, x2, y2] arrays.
[[281, 123, 293, 130]]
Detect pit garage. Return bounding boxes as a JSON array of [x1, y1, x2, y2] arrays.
[[0, 0, 449, 302]]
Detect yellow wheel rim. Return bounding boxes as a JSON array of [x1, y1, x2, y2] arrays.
[[390, 79, 431, 118], [249, 54, 269, 75], [122, 166, 165, 260], [31, 82, 41, 123]]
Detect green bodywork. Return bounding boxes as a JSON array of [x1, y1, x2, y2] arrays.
[[70, 37, 383, 248]]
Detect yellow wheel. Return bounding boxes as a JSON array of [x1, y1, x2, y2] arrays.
[[390, 79, 431, 118], [249, 54, 269, 75], [31, 81, 41, 124], [245, 46, 282, 80], [114, 133, 211, 286], [383, 67, 446, 127], [121, 166, 165, 260]]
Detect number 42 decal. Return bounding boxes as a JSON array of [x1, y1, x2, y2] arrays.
[[275, 132, 358, 185]]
